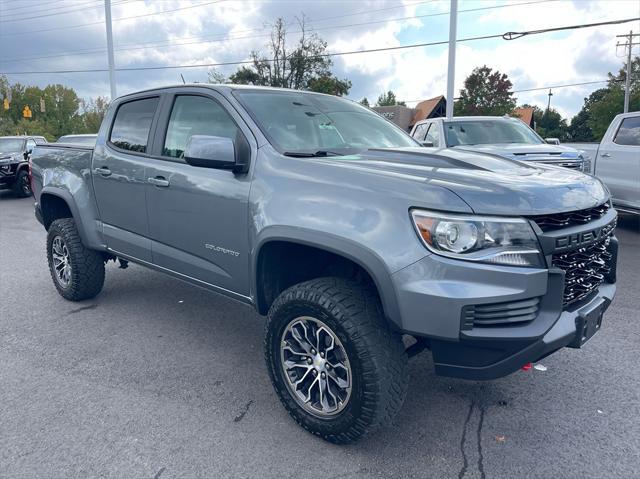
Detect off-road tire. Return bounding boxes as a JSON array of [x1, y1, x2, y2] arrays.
[[265, 277, 408, 444], [12, 169, 31, 198], [47, 218, 105, 301]]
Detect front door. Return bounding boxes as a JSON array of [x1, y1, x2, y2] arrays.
[[92, 96, 161, 262], [598, 116, 640, 210], [145, 91, 252, 297]]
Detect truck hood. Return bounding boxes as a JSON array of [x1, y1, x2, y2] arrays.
[[453, 143, 582, 161], [0, 150, 21, 163], [320, 147, 607, 216]]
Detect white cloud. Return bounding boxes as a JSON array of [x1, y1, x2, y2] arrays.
[[1, 0, 638, 118]]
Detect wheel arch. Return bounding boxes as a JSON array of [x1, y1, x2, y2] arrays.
[[253, 228, 402, 328]]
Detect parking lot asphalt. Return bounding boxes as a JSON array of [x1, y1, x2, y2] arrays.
[[1, 192, 639, 479]]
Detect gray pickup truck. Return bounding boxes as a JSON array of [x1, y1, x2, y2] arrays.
[[30, 85, 618, 444]]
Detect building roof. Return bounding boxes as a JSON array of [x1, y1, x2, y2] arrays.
[[412, 96, 445, 124], [512, 107, 535, 127]]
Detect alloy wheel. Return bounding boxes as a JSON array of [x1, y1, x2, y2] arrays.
[[51, 236, 72, 288], [280, 316, 352, 417]]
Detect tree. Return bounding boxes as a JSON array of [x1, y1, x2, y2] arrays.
[[78, 96, 109, 133], [307, 76, 351, 96], [454, 66, 516, 116], [568, 56, 639, 141], [376, 91, 405, 106], [227, 17, 350, 95], [207, 69, 227, 84], [359, 97, 370, 107]]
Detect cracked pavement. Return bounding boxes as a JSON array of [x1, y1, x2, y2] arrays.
[[1, 193, 639, 478]]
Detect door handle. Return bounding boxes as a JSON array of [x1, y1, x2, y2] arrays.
[[148, 176, 170, 187], [95, 167, 111, 176], [600, 153, 611, 158]]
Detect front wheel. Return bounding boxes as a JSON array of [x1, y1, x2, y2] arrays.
[[12, 169, 31, 197], [265, 277, 408, 444], [47, 218, 105, 301]]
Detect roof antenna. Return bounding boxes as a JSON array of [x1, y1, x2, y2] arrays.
[[180, 73, 186, 84]]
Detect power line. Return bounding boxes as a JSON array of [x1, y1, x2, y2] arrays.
[[0, 0, 66, 15], [402, 79, 624, 104], [2, 16, 637, 76], [0, 0, 227, 36], [0, 0, 105, 21], [1, 0, 556, 62], [503, 17, 640, 40]]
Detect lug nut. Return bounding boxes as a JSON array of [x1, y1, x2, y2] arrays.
[[311, 349, 316, 355], [321, 372, 326, 378], [313, 369, 318, 376], [320, 352, 325, 358], [307, 357, 313, 364]]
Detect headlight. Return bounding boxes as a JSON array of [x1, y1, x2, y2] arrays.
[[410, 209, 545, 268]]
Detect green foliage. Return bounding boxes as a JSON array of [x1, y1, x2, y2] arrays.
[[454, 66, 516, 116], [359, 97, 370, 107], [226, 17, 350, 96], [376, 91, 405, 106], [569, 56, 639, 141], [307, 76, 352, 96], [0, 75, 107, 140]]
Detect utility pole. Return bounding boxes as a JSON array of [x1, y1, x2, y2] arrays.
[[546, 88, 553, 113], [104, 0, 117, 100], [445, 0, 458, 119], [616, 30, 639, 113]]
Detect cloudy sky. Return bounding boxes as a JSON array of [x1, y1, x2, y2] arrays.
[[1, 0, 638, 118]]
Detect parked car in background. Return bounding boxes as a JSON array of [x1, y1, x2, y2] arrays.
[[564, 112, 640, 214], [410, 116, 589, 172], [30, 85, 618, 444], [0, 135, 47, 197], [56, 134, 98, 146]]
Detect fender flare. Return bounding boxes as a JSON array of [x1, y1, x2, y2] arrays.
[[39, 187, 92, 247], [252, 226, 402, 328]]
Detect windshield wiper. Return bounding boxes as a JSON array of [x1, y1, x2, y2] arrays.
[[283, 150, 343, 158]]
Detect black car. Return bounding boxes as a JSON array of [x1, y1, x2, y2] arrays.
[[0, 135, 47, 197]]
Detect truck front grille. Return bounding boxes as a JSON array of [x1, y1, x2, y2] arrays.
[[461, 297, 540, 329], [552, 235, 613, 306], [531, 203, 610, 232]]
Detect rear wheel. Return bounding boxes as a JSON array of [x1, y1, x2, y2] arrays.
[[12, 169, 31, 197], [265, 277, 408, 444], [47, 218, 105, 301]]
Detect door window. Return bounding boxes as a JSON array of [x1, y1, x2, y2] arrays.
[[425, 124, 440, 147], [110, 97, 159, 153], [614, 117, 640, 146], [163, 95, 239, 159], [413, 123, 428, 141]]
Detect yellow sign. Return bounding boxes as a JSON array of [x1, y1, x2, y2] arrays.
[[23, 105, 32, 119], [3, 98, 8, 110]]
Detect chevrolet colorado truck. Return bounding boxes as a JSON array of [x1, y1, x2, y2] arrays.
[[410, 116, 589, 172], [565, 111, 640, 214], [0, 135, 47, 197], [30, 85, 618, 444]]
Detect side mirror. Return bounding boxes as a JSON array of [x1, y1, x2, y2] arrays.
[[545, 138, 560, 145], [24, 150, 32, 160], [184, 135, 236, 170], [420, 141, 435, 147]]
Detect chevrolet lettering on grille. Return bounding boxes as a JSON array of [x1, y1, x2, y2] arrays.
[[554, 220, 616, 251]]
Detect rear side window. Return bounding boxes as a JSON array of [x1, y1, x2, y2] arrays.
[[163, 95, 239, 158], [614, 117, 640, 146], [26, 139, 37, 152], [110, 97, 159, 153]]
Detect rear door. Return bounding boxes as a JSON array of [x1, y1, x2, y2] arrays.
[[92, 95, 161, 261], [597, 115, 640, 210], [144, 88, 253, 298]]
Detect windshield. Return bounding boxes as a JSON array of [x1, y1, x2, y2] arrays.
[[234, 90, 418, 154], [0, 138, 24, 152], [444, 119, 543, 147], [57, 135, 97, 146]]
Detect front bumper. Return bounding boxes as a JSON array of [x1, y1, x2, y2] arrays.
[[391, 229, 617, 380]]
